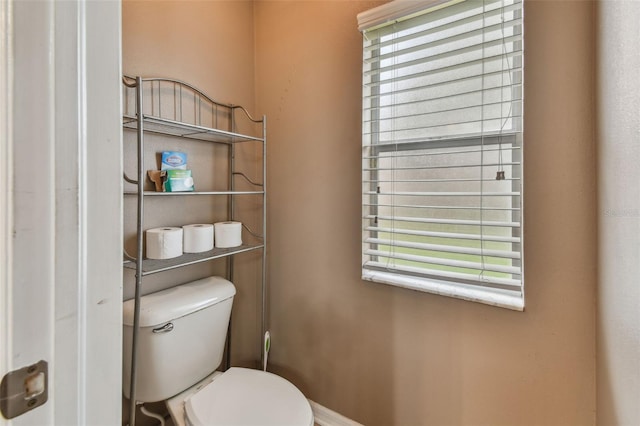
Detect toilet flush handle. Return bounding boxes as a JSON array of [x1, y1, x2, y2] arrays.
[[152, 323, 174, 333]]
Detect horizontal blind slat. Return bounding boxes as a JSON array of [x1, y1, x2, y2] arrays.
[[366, 131, 520, 147], [363, 99, 521, 126], [363, 144, 521, 159], [367, 25, 522, 73], [364, 191, 520, 197], [365, 17, 522, 66], [363, 261, 522, 288], [365, 179, 520, 184], [364, 179, 521, 183], [364, 92, 523, 118], [363, 162, 521, 171], [364, 67, 522, 101], [364, 215, 520, 228], [366, 237, 521, 259], [363, 113, 523, 137], [364, 226, 521, 244], [363, 203, 521, 211], [364, 43, 522, 84], [365, 249, 521, 275]]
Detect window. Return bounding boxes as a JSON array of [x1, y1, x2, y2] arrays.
[[359, 0, 524, 310]]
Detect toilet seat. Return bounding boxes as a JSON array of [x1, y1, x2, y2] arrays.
[[183, 367, 314, 426]]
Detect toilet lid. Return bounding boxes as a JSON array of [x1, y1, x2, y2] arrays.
[[184, 367, 314, 426]]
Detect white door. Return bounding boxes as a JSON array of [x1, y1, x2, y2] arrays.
[[1, 1, 122, 425]]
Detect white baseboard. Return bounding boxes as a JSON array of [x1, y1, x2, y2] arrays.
[[308, 400, 364, 426]]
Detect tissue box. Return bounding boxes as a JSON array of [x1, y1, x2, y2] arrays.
[[161, 151, 187, 170], [165, 169, 194, 192]]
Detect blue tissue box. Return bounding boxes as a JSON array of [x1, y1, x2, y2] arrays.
[[161, 151, 187, 170]]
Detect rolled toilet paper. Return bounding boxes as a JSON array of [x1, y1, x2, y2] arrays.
[[146, 227, 183, 259], [214, 221, 243, 248], [183, 224, 214, 253]]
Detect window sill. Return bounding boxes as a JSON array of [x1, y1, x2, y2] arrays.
[[362, 270, 524, 311]]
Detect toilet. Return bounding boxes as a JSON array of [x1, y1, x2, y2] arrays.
[[123, 276, 314, 426]]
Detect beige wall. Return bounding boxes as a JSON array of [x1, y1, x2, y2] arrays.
[[123, 0, 255, 109], [255, 1, 597, 425], [596, 1, 640, 425]]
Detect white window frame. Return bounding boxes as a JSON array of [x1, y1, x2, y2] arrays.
[[359, 0, 525, 310]]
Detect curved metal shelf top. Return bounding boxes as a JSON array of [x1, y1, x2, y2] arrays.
[[123, 75, 263, 123], [122, 75, 265, 144]]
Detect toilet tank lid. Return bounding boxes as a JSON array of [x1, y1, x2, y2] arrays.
[[123, 276, 236, 327]]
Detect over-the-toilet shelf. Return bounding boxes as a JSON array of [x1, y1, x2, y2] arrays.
[[121, 75, 267, 426]]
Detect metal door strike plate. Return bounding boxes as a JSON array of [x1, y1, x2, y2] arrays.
[[0, 360, 48, 419]]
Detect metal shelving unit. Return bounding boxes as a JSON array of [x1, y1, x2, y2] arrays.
[[122, 76, 267, 426]]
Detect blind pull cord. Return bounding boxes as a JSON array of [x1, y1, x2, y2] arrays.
[[497, 5, 513, 181]]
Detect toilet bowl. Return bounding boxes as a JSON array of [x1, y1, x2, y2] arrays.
[[167, 368, 313, 426], [123, 276, 313, 426]]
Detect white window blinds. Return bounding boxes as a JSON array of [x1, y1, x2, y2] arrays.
[[359, 0, 524, 310]]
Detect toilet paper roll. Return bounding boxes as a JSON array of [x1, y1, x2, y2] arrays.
[[183, 224, 214, 253], [214, 221, 243, 248], [146, 227, 183, 259]]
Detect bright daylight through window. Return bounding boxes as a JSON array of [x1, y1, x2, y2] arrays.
[[359, 0, 524, 310]]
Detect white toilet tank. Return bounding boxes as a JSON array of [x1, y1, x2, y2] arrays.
[[123, 276, 236, 403]]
